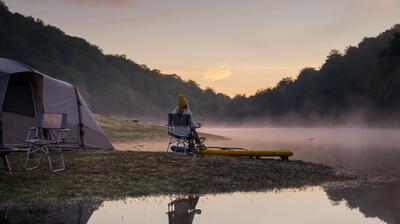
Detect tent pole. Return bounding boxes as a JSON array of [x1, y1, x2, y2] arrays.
[[74, 87, 84, 147], [0, 114, 3, 145]]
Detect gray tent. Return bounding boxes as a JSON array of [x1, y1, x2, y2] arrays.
[[0, 58, 113, 149]]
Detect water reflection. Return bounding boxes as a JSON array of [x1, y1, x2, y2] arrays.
[[325, 182, 400, 224], [1, 187, 390, 224], [167, 195, 201, 224], [1, 202, 100, 224]]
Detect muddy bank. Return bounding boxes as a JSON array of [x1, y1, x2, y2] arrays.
[[0, 151, 353, 208]]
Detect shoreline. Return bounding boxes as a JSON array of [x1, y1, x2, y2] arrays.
[[0, 150, 353, 208], [96, 114, 228, 144]]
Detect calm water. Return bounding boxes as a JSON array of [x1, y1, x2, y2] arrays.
[[2, 186, 393, 224], [203, 127, 400, 176], [88, 187, 386, 224], [3, 127, 400, 224]]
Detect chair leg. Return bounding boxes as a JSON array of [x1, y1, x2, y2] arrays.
[[47, 145, 53, 171], [188, 139, 194, 152], [2, 155, 11, 174], [24, 145, 43, 171], [166, 137, 173, 152], [47, 145, 65, 172]]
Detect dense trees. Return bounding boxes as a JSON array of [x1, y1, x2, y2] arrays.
[[228, 25, 400, 122], [0, 2, 230, 117], [1, 1, 400, 123]]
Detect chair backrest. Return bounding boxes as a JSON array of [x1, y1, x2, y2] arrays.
[[168, 113, 191, 127], [37, 113, 68, 129]]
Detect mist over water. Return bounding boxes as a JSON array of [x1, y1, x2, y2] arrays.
[[118, 124, 400, 177], [110, 126, 400, 223], [200, 126, 400, 223], [202, 127, 400, 177]]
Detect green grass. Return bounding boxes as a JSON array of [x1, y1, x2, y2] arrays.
[[0, 151, 353, 208]]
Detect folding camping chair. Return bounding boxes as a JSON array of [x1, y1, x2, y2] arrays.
[[167, 195, 201, 224], [24, 113, 69, 172], [167, 113, 205, 153], [167, 113, 195, 153]]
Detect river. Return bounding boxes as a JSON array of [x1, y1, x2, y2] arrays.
[[2, 127, 400, 224]]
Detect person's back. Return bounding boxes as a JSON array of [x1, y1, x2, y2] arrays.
[[170, 95, 197, 136], [171, 106, 195, 137], [170, 95, 205, 150]]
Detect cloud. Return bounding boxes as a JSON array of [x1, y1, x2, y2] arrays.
[[344, 0, 400, 18], [203, 67, 232, 81], [65, 0, 129, 7], [365, 0, 399, 16]]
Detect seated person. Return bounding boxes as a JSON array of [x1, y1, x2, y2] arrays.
[[171, 95, 205, 150]]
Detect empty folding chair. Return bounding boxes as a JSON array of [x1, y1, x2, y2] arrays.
[[24, 113, 69, 172]]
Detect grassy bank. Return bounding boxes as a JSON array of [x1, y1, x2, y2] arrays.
[[95, 115, 166, 142], [96, 114, 226, 142], [0, 151, 352, 208]]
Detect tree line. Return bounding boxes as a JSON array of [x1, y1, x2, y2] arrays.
[[0, 2, 229, 118], [1, 1, 400, 123], [230, 25, 400, 123]]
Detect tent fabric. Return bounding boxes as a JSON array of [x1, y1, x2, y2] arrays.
[[42, 75, 81, 144], [1, 111, 35, 145], [0, 58, 33, 74], [0, 58, 113, 149], [3, 77, 36, 117], [76, 89, 113, 148]]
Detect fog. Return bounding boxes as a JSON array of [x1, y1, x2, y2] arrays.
[[114, 111, 400, 178], [202, 127, 400, 177], [116, 124, 400, 178]]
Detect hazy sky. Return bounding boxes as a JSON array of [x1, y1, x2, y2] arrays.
[[4, 0, 400, 96]]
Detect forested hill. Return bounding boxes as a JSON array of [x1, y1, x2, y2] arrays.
[[0, 2, 229, 117], [232, 24, 400, 122], [1, 1, 400, 123]]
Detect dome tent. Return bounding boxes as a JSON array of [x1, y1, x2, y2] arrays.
[[0, 58, 113, 149]]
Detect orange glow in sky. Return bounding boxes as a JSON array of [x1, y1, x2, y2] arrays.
[[4, 0, 400, 96]]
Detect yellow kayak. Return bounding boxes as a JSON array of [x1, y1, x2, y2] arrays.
[[194, 148, 293, 160]]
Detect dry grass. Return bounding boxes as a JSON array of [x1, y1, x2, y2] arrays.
[[95, 115, 166, 142]]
